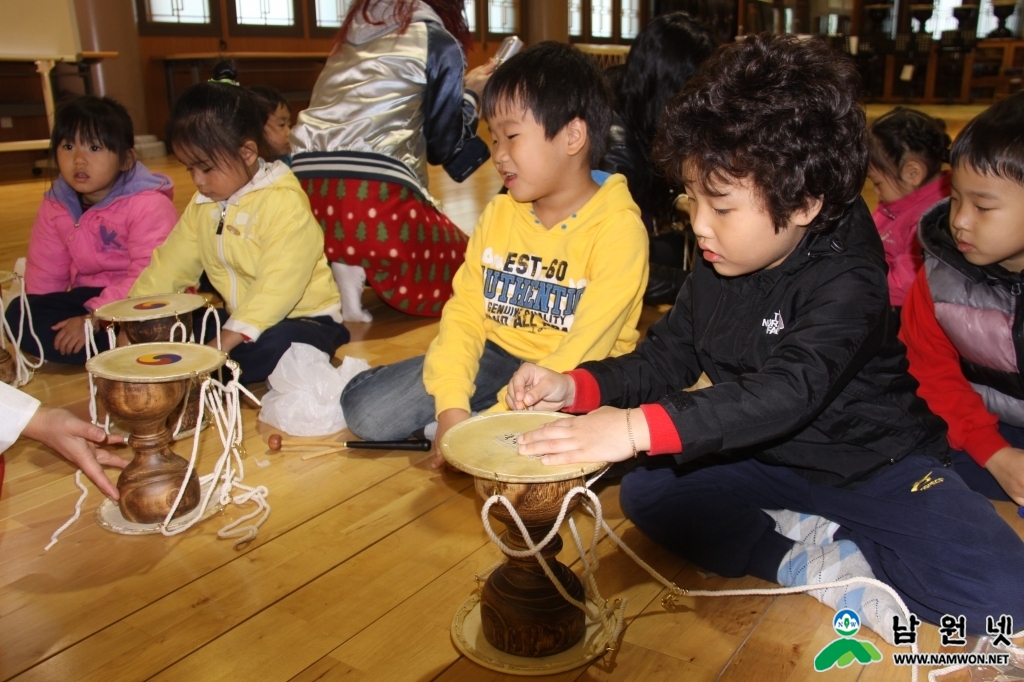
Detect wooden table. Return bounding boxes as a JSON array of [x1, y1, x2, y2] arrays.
[[0, 51, 117, 153], [157, 52, 330, 108]]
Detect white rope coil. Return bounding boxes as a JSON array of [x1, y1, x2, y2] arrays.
[[43, 471, 88, 551], [0, 273, 44, 386]]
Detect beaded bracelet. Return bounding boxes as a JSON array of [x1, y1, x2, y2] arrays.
[[625, 408, 638, 459]]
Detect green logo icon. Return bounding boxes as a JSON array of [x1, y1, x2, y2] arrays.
[[814, 609, 883, 672]]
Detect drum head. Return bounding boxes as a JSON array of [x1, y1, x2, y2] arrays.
[[87, 342, 226, 382], [93, 293, 206, 322], [0, 270, 15, 286], [440, 412, 607, 483]]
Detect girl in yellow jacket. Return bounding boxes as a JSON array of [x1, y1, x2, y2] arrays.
[[131, 80, 347, 383]]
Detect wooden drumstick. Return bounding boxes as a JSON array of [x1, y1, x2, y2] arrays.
[[267, 434, 432, 452]]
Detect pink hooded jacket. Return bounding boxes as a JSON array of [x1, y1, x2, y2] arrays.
[[872, 171, 950, 307], [25, 162, 178, 311]]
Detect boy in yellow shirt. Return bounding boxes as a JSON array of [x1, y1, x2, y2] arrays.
[[341, 41, 649, 467]]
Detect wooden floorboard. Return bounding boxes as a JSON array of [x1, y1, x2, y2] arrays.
[[0, 103, 1011, 681]]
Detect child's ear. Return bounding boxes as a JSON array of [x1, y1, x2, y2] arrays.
[[901, 159, 926, 188], [564, 117, 589, 157], [239, 140, 259, 165], [120, 148, 138, 172], [791, 197, 824, 228]]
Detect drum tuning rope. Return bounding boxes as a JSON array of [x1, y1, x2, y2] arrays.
[[479, 468, 1024, 682], [0, 272, 44, 386], [160, 359, 269, 548], [83, 318, 114, 434]]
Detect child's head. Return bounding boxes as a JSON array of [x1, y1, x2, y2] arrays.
[[653, 34, 867, 277], [50, 96, 136, 204], [167, 80, 265, 202], [947, 92, 1024, 272], [481, 41, 612, 204], [249, 85, 292, 160], [867, 107, 950, 204]]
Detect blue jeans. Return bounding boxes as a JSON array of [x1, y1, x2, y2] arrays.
[[340, 340, 522, 440]]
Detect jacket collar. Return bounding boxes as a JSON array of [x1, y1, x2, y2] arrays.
[[47, 161, 172, 221], [730, 199, 877, 296], [919, 197, 1024, 287], [876, 171, 950, 221], [194, 158, 288, 206]]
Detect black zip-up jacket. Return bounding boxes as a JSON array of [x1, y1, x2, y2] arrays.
[[580, 199, 949, 487]]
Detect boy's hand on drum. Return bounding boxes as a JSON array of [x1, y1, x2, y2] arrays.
[[517, 406, 651, 465], [51, 315, 89, 355], [22, 407, 128, 500], [505, 363, 576, 412], [985, 446, 1024, 505], [432, 408, 470, 469]]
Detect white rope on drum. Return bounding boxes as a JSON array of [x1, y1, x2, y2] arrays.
[[83, 318, 111, 434], [0, 274, 44, 386], [477, 468, 1024, 682], [43, 471, 88, 551]]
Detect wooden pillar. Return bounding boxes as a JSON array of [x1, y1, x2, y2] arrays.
[[522, 0, 569, 44], [73, 0, 149, 133]]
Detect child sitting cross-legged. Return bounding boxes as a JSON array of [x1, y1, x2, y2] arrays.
[[900, 93, 1024, 506], [506, 35, 1024, 643], [340, 41, 649, 469]]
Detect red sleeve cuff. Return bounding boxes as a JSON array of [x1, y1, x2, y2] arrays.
[[564, 369, 601, 413], [640, 404, 683, 456], [966, 430, 1011, 467]]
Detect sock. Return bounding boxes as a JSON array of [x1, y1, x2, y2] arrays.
[[331, 262, 372, 323], [778, 539, 902, 645], [764, 509, 840, 545]]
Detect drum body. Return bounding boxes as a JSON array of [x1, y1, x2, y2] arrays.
[[442, 412, 606, 659], [87, 342, 226, 524], [93, 294, 208, 435]]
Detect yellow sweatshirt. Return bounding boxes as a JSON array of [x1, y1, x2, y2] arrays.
[[131, 161, 342, 340], [423, 173, 649, 415]]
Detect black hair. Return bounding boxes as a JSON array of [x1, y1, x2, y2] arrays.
[[482, 41, 613, 167], [618, 12, 716, 157], [166, 80, 265, 168], [868, 107, 950, 184], [653, 33, 867, 233], [211, 59, 240, 85], [249, 84, 290, 118], [950, 91, 1024, 188], [49, 96, 135, 168]]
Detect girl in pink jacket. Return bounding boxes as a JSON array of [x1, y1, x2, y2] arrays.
[[866, 107, 950, 327], [5, 97, 178, 365]]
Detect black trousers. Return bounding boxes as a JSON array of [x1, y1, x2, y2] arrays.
[[4, 288, 111, 365]]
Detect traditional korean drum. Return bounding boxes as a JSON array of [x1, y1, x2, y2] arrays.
[[93, 293, 210, 436], [441, 412, 609, 675], [86, 342, 226, 525]]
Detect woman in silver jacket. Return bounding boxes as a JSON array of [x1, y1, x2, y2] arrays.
[[291, 0, 493, 319]]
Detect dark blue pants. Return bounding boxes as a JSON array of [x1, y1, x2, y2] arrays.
[[620, 453, 1024, 632], [3, 287, 111, 365], [946, 422, 1024, 503], [198, 309, 349, 384]]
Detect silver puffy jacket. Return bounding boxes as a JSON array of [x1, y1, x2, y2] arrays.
[[290, 2, 483, 200]]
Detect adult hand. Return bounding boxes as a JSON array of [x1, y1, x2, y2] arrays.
[[22, 407, 128, 500], [516, 405, 650, 466], [431, 407, 470, 469], [505, 363, 575, 412], [51, 315, 89, 356], [985, 446, 1024, 505], [464, 59, 497, 99]]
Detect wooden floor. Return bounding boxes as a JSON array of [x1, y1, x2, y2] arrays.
[[0, 104, 1013, 682]]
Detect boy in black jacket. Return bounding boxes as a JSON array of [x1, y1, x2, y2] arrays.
[[506, 34, 1024, 643]]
